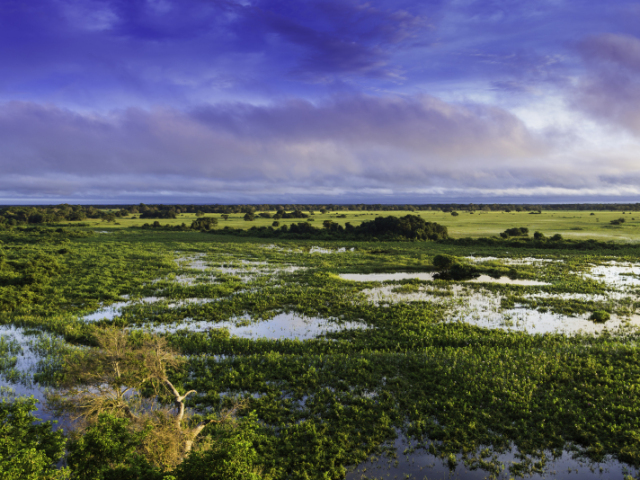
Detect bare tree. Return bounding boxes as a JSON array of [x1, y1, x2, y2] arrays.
[[47, 328, 241, 469]]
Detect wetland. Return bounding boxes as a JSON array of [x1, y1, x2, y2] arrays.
[[2, 207, 640, 479]]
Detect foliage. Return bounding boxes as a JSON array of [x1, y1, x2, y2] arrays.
[[3, 224, 640, 478], [0, 396, 68, 480], [355, 215, 449, 240], [590, 310, 611, 323], [432, 254, 458, 270], [66, 413, 162, 480], [500, 227, 529, 238], [173, 412, 266, 480], [190, 217, 218, 231], [49, 328, 244, 471], [211, 215, 448, 241], [140, 210, 177, 220]]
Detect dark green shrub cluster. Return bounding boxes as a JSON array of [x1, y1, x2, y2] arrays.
[[590, 310, 611, 323], [500, 227, 529, 238], [139, 210, 177, 220], [209, 215, 448, 242], [191, 217, 218, 230]]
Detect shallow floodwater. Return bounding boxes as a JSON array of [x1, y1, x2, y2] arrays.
[[0, 325, 74, 425], [146, 312, 366, 340], [584, 262, 640, 288], [310, 246, 355, 254], [465, 256, 558, 266], [339, 272, 548, 286], [82, 297, 214, 321], [467, 275, 548, 286], [215, 261, 304, 281], [340, 272, 438, 282], [347, 434, 638, 480], [364, 286, 640, 335]]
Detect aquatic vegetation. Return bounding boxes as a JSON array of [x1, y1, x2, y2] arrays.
[[2, 223, 640, 479]]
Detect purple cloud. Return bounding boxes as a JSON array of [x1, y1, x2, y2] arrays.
[[2, 0, 640, 202], [0, 95, 548, 196], [573, 33, 640, 134]]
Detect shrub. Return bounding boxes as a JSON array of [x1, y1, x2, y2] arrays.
[[357, 215, 448, 241], [433, 254, 458, 270], [173, 413, 266, 480], [191, 217, 218, 230], [0, 397, 68, 480], [590, 311, 610, 323], [67, 414, 161, 480], [500, 227, 529, 238]]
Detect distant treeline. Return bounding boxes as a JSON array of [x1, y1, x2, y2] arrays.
[[207, 215, 450, 241], [2, 202, 640, 226]]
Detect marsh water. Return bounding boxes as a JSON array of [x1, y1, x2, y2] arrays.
[[346, 435, 639, 479], [338, 272, 549, 286]]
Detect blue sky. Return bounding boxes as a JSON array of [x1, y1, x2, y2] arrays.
[[1, 0, 640, 204]]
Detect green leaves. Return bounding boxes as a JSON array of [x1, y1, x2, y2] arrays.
[[66, 414, 162, 480], [0, 397, 68, 480]]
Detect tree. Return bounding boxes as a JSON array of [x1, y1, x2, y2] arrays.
[[47, 328, 243, 470], [0, 396, 69, 480], [221, 215, 229, 221], [356, 215, 448, 240], [244, 213, 255, 221], [191, 217, 218, 231]]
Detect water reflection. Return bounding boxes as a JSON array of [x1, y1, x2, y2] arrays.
[[339, 272, 548, 286], [465, 256, 559, 266], [82, 297, 213, 322], [0, 325, 76, 426], [310, 246, 355, 254], [584, 262, 640, 288], [146, 312, 367, 340], [363, 286, 640, 335], [347, 434, 638, 480]]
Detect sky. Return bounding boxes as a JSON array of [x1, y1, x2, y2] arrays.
[[1, 0, 640, 204]]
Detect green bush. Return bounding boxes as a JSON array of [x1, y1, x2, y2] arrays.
[[500, 227, 529, 238], [590, 311, 610, 323], [174, 413, 267, 480], [0, 397, 68, 480], [433, 254, 458, 270], [67, 414, 162, 480]]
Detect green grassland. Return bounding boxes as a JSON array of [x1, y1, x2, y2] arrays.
[[2, 221, 640, 479], [78, 209, 640, 242]]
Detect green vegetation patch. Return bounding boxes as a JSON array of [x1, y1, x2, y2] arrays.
[[1, 223, 640, 479]]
